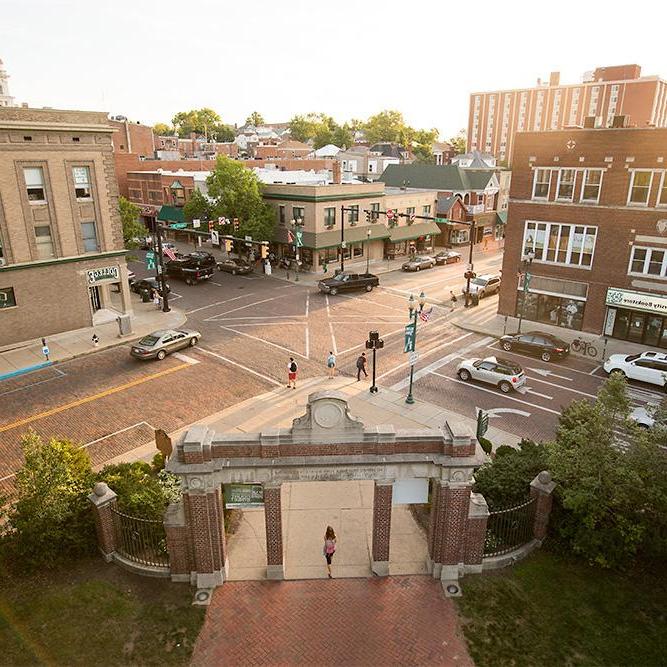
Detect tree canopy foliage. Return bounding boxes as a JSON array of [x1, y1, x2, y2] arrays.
[[245, 111, 265, 126], [288, 113, 354, 150], [169, 108, 235, 141], [448, 129, 467, 154], [118, 196, 146, 248], [152, 122, 173, 136]]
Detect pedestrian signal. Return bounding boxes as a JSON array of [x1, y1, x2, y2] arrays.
[[260, 244, 269, 259], [224, 239, 233, 252]]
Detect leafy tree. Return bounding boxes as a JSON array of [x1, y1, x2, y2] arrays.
[[183, 189, 214, 223], [172, 108, 223, 138], [473, 439, 549, 509], [209, 123, 235, 142], [118, 196, 146, 248], [364, 110, 407, 145], [288, 113, 321, 143], [413, 144, 435, 164], [245, 111, 265, 127], [153, 122, 173, 136], [449, 129, 467, 154], [206, 155, 276, 241], [3, 432, 95, 570]]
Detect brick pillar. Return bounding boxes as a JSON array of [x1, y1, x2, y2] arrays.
[[530, 471, 556, 543], [183, 480, 227, 589], [164, 501, 192, 583], [263, 483, 284, 580], [88, 482, 118, 562], [426, 479, 445, 578], [437, 481, 472, 582], [371, 480, 393, 576], [463, 492, 490, 572]]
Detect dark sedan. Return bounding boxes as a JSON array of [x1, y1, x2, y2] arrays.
[[499, 331, 570, 362], [129, 277, 171, 296], [434, 250, 462, 265], [218, 257, 254, 275]]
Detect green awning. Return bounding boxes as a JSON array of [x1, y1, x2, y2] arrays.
[[496, 211, 508, 225], [388, 221, 441, 243], [157, 205, 185, 223]]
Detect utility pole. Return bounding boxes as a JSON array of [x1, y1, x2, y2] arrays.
[[464, 221, 476, 308], [340, 204, 346, 272], [155, 224, 171, 313]]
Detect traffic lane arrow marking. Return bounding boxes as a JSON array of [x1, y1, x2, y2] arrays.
[[428, 371, 561, 415], [528, 367, 573, 381], [520, 387, 553, 400], [476, 406, 531, 418]]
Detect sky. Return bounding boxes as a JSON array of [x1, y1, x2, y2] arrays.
[[1, 0, 665, 139]]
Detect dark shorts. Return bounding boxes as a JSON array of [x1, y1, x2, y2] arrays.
[[325, 552, 334, 564]]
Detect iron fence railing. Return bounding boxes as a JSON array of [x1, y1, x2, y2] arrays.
[[483, 496, 536, 558], [110, 506, 169, 568]]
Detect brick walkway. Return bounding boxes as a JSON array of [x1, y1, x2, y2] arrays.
[[190, 576, 473, 666]]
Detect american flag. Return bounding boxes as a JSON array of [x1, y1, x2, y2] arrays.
[[419, 306, 433, 323], [287, 230, 295, 243], [163, 246, 177, 261]]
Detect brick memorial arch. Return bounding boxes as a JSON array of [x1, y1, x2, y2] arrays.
[[159, 390, 493, 593]]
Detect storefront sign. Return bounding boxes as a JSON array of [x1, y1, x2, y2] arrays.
[[605, 288, 667, 315], [225, 484, 264, 508], [86, 266, 119, 285]]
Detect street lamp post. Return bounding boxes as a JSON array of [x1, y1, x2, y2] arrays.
[[365, 227, 371, 274], [405, 291, 426, 405], [516, 250, 535, 334], [340, 205, 347, 272], [155, 224, 171, 313], [365, 330, 384, 394], [464, 221, 476, 308], [291, 217, 303, 282]]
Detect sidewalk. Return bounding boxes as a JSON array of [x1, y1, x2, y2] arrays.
[[0, 297, 186, 379]]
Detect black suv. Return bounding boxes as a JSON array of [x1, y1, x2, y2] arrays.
[[499, 331, 570, 362], [165, 252, 216, 285]]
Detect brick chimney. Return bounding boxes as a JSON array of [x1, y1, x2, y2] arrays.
[[332, 161, 342, 184]]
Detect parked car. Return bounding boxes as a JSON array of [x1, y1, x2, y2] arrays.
[[500, 331, 570, 362], [129, 277, 170, 296], [165, 253, 216, 285], [130, 329, 201, 361], [318, 272, 379, 296], [630, 406, 655, 429], [401, 255, 436, 271], [603, 353, 667, 389], [456, 356, 526, 393], [462, 274, 502, 298], [218, 257, 254, 275], [434, 250, 462, 265]]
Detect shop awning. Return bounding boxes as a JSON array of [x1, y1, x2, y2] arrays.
[[496, 211, 508, 225], [276, 224, 391, 250], [388, 221, 441, 243], [157, 205, 185, 223]]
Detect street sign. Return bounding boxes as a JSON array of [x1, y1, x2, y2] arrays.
[[192, 219, 201, 228], [170, 223, 187, 229], [409, 351, 419, 366], [145, 251, 156, 270], [225, 484, 264, 508], [476, 409, 489, 439], [386, 209, 394, 220], [211, 230, 220, 245], [295, 230, 304, 247], [404, 323, 416, 352], [435, 217, 448, 223]]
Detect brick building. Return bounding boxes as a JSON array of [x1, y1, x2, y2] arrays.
[[468, 64, 667, 165], [109, 117, 155, 157], [254, 139, 312, 160], [0, 107, 132, 347], [498, 126, 667, 345]]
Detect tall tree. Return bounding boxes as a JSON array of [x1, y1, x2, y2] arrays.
[[364, 110, 409, 145], [245, 111, 265, 127], [118, 196, 146, 248], [182, 190, 214, 223], [171, 108, 222, 138], [152, 122, 173, 136], [449, 129, 467, 154], [205, 156, 276, 241]]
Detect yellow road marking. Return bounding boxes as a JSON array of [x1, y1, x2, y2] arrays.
[[0, 363, 189, 434]]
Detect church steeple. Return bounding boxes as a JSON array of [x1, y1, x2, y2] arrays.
[[0, 58, 17, 108]]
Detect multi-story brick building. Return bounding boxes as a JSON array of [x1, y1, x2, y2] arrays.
[[468, 64, 667, 165], [498, 126, 667, 346], [109, 117, 155, 157], [0, 107, 133, 346]]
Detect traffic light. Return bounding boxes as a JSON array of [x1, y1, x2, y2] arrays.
[[233, 218, 240, 233], [208, 220, 214, 232], [224, 239, 233, 253], [260, 243, 269, 259], [365, 210, 371, 223]]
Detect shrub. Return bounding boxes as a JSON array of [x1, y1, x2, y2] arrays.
[[2, 432, 96, 570], [477, 436, 493, 455]]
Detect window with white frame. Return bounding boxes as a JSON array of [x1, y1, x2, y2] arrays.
[[73, 166, 92, 200], [556, 169, 576, 201], [34, 225, 55, 258], [658, 172, 667, 207], [628, 170, 654, 206], [569, 88, 580, 125], [629, 246, 667, 277], [534, 91, 544, 130], [581, 169, 603, 203], [518, 92, 527, 131], [422, 205, 431, 216], [24, 167, 46, 203], [450, 229, 469, 244], [532, 169, 552, 199], [550, 90, 562, 129], [522, 221, 597, 267], [324, 207, 336, 227], [81, 222, 98, 252], [588, 86, 600, 116]]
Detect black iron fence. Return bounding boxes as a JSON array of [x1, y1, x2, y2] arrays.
[[110, 506, 169, 568], [483, 496, 536, 557]]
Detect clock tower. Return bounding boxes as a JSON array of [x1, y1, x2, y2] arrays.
[[0, 58, 17, 108]]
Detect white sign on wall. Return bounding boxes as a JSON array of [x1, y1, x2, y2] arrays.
[[392, 478, 428, 505], [86, 266, 119, 285], [606, 287, 667, 315]]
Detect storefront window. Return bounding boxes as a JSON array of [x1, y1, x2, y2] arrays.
[[609, 307, 667, 348], [516, 292, 584, 330]]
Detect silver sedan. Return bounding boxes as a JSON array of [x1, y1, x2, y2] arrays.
[[130, 329, 201, 361]]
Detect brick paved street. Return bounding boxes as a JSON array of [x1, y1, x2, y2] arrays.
[[190, 576, 473, 667]]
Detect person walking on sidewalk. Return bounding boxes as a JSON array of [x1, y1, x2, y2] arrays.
[[356, 352, 368, 381], [449, 290, 458, 310], [323, 525, 337, 578], [326, 351, 336, 379], [287, 357, 298, 389]]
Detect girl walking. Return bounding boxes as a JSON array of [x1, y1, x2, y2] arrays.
[[323, 525, 337, 578], [326, 351, 336, 379], [287, 357, 298, 389]]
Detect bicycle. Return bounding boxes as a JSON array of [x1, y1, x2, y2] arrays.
[[571, 337, 598, 358]]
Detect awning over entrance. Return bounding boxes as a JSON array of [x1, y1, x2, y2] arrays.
[[157, 205, 185, 223], [277, 224, 390, 250], [388, 221, 441, 243]]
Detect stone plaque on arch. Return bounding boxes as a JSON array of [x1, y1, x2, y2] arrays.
[[290, 390, 365, 442]]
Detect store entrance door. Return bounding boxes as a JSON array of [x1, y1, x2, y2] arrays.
[[628, 312, 645, 343], [89, 285, 102, 312], [645, 315, 663, 347]]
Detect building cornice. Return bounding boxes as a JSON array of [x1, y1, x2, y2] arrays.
[[263, 191, 384, 203], [509, 198, 667, 213], [0, 250, 127, 273]]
